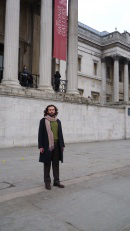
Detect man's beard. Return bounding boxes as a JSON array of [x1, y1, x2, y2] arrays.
[[48, 113, 56, 117]]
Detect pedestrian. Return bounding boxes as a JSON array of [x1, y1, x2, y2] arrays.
[[54, 71, 61, 92], [38, 105, 65, 190]]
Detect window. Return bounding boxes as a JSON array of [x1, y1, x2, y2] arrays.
[[93, 62, 98, 76], [119, 93, 123, 101], [91, 92, 100, 102], [106, 95, 111, 102], [78, 56, 82, 72], [78, 88, 84, 96]]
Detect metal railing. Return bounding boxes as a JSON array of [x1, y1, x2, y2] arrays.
[[19, 72, 39, 88], [52, 78, 67, 93], [1, 71, 67, 92]]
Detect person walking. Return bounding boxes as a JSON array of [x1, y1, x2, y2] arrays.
[[38, 105, 65, 190]]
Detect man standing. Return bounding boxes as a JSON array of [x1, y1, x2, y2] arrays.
[[54, 71, 61, 92], [38, 105, 65, 190]]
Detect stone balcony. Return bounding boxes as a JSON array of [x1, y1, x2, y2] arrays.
[[102, 31, 130, 47], [78, 22, 130, 49]]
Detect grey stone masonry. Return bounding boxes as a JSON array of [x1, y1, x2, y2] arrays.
[[38, 0, 53, 92], [101, 58, 106, 105], [2, 0, 21, 87], [67, 0, 79, 94], [113, 55, 119, 102]]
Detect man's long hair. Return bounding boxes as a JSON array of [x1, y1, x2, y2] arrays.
[[44, 105, 58, 116]]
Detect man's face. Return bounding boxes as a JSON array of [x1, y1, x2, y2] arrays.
[[47, 106, 56, 117]]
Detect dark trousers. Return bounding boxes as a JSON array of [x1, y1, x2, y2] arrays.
[[44, 142, 60, 184]]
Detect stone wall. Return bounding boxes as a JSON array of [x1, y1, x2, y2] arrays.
[[0, 87, 130, 148], [78, 73, 101, 98]]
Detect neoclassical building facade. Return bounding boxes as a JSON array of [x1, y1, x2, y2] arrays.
[[0, 0, 130, 148], [78, 22, 130, 104], [0, 0, 130, 104]]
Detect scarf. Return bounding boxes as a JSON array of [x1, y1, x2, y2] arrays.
[[44, 115, 57, 151]]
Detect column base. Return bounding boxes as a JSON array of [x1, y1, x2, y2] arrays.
[[38, 84, 54, 93], [100, 96, 106, 105], [124, 98, 129, 103], [113, 99, 119, 103], [67, 89, 79, 95], [1, 79, 21, 88], [123, 100, 129, 104]]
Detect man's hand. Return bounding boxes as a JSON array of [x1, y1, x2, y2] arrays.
[[40, 148, 44, 153]]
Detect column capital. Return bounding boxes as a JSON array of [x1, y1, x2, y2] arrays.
[[112, 54, 120, 61], [101, 57, 106, 63], [124, 58, 130, 65]]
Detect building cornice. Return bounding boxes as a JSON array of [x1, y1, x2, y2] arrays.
[[78, 35, 102, 50], [78, 24, 130, 51]]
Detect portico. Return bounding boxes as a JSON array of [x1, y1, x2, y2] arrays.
[[101, 54, 129, 104], [1, 0, 79, 94]]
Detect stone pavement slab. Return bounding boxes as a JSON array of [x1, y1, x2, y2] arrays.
[[0, 140, 130, 231]]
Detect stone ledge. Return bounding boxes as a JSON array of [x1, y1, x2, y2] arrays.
[[0, 85, 129, 108], [78, 72, 102, 81], [0, 85, 89, 104]]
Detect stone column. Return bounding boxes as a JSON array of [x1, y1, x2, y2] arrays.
[[38, 0, 53, 92], [67, 0, 79, 94], [113, 56, 119, 102], [124, 59, 129, 102], [101, 58, 106, 104], [2, 0, 20, 87]]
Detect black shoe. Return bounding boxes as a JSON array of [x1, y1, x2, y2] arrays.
[[53, 182, 65, 188], [45, 183, 51, 190]]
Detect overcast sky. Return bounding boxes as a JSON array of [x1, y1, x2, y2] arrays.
[[78, 0, 130, 33]]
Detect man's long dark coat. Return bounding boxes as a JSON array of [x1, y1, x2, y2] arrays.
[[38, 118, 65, 164]]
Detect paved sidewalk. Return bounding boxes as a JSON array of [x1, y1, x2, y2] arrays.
[[0, 140, 130, 231]]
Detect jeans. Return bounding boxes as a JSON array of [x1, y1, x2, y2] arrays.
[[44, 142, 60, 184]]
